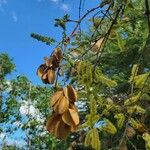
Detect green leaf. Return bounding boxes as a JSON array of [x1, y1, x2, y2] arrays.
[[31, 33, 55, 45], [102, 119, 117, 135], [85, 128, 101, 150], [129, 64, 139, 83], [124, 92, 141, 106], [143, 133, 150, 150], [114, 113, 125, 129]]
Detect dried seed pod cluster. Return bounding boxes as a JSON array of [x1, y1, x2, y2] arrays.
[[46, 85, 79, 139], [37, 48, 63, 84]]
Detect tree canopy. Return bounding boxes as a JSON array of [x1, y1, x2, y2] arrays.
[[0, 0, 150, 149]]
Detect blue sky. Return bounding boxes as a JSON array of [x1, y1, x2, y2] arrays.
[[0, 0, 99, 85]]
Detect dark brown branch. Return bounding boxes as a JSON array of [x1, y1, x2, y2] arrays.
[[70, 5, 102, 37], [145, 0, 150, 33], [78, 0, 82, 36], [93, 5, 123, 69]]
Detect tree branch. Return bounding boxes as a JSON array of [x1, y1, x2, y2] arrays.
[[145, 0, 150, 33]]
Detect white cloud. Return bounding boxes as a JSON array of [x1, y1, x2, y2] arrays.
[[19, 101, 44, 123], [6, 80, 12, 92], [0, 132, 6, 139], [60, 3, 70, 12], [12, 11, 18, 22], [6, 138, 26, 147], [13, 121, 22, 127], [20, 102, 38, 116], [49, 0, 70, 12]]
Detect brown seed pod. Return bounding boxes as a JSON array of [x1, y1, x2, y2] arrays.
[[46, 114, 61, 134], [51, 90, 64, 107], [63, 86, 77, 103], [65, 85, 77, 103], [41, 73, 49, 84], [52, 55, 60, 69], [47, 84, 79, 139], [91, 38, 104, 53], [47, 69, 56, 84], [54, 118, 71, 139], [62, 108, 79, 127], [53, 96, 69, 114], [44, 57, 52, 67], [54, 48, 63, 61], [36, 64, 47, 78]]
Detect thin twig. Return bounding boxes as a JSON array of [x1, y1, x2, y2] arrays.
[[145, 0, 150, 33], [94, 5, 123, 69], [27, 82, 32, 150], [70, 5, 102, 37]]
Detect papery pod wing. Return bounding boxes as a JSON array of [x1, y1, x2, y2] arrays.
[[69, 103, 78, 112], [63, 87, 68, 99], [44, 57, 52, 67], [62, 108, 79, 127], [36, 64, 47, 78], [91, 38, 104, 53], [51, 90, 63, 107], [142, 133, 150, 150], [52, 55, 60, 69], [54, 96, 69, 114], [54, 48, 63, 61], [42, 72, 47, 80], [54, 118, 71, 139], [66, 85, 77, 103], [70, 124, 78, 132], [47, 69, 56, 84], [41, 72, 49, 84], [46, 114, 61, 133]]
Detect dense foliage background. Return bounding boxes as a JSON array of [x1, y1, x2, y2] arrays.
[[0, 0, 150, 149]]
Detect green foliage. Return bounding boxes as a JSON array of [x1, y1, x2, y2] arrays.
[[77, 61, 93, 87], [114, 113, 125, 129], [2, 0, 150, 149], [54, 14, 70, 30], [31, 33, 55, 45], [29, 0, 150, 149], [82, 95, 99, 128], [143, 133, 150, 150], [0, 53, 15, 79], [94, 69, 117, 87], [124, 92, 141, 106], [102, 119, 117, 135], [85, 128, 101, 150]]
